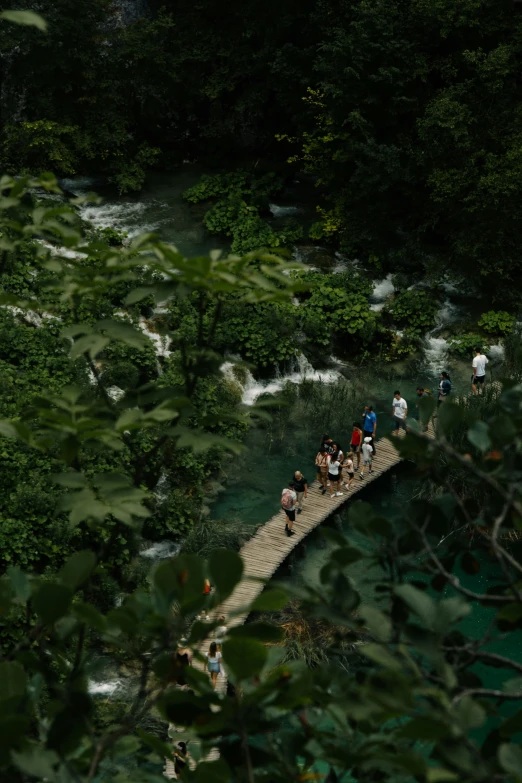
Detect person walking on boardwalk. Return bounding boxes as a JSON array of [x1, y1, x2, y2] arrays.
[[173, 639, 192, 686], [206, 641, 222, 688], [315, 447, 329, 492], [327, 450, 343, 498], [392, 390, 408, 435], [438, 372, 451, 406], [360, 437, 374, 479], [416, 387, 430, 431], [350, 422, 363, 469], [174, 741, 190, 777], [281, 481, 297, 536], [343, 451, 355, 490], [214, 615, 227, 651], [321, 434, 334, 454], [332, 442, 343, 485], [362, 405, 377, 454], [293, 471, 308, 514], [472, 348, 489, 395]]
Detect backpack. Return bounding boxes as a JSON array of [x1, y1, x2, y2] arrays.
[[281, 489, 293, 509], [424, 388, 432, 397]]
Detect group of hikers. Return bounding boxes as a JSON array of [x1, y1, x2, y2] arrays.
[[280, 349, 491, 536], [168, 351, 491, 773]]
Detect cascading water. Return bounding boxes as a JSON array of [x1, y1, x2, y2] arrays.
[[221, 354, 341, 405], [369, 273, 394, 312], [423, 298, 460, 377], [269, 203, 303, 218]]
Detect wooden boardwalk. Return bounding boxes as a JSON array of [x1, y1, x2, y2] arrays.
[[164, 431, 409, 777]]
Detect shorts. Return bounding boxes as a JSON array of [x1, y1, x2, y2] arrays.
[[283, 507, 295, 522], [346, 472, 354, 479], [328, 472, 339, 482], [362, 457, 372, 466], [350, 443, 360, 453], [472, 374, 485, 385], [208, 662, 220, 673], [393, 416, 407, 430]]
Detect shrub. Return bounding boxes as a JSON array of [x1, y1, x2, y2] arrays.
[[298, 272, 375, 346], [448, 333, 491, 357], [477, 309, 515, 335], [386, 290, 439, 337]]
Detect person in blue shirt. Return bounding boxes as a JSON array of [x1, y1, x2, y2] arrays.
[[362, 405, 377, 454], [438, 372, 451, 407]]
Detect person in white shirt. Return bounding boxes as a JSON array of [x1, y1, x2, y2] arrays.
[[327, 450, 343, 498], [472, 348, 489, 395], [392, 390, 408, 435], [359, 438, 374, 479]]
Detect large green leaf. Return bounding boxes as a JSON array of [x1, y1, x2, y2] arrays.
[[397, 716, 452, 740], [250, 588, 288, 612], [208, 549, 243, 599], [498, 743, 522, 780], [7, 566, 30, 603], [0, 10, 47, 30], [228, 622, 283, 643], [395, 584, 436, 628], [0, 662, 27, 705], [32, 583, 73, 625], [222, 637, 268, 681], [59, 550, 96, 590], [467, 421, 491, 453]]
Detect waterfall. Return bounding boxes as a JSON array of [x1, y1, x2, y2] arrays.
[[140, 540, 180, 560], [88, 679, 125, 697], [269, 203, 303, 217], [488, 343, 505, 361], [369, 273, 394, 312], [221, 354, 341, 406], [422, 298, 460, 376], [2, 305, 59, 328], [138, 318, 171, 375], [424, 337, 450, 376]]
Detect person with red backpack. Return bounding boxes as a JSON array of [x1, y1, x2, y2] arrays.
[[281, 481, 297, 536]]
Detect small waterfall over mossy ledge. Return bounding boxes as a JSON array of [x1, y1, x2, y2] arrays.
[[221, 354, 341, 405]]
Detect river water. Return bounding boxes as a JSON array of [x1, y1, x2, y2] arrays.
[[67, 168, 517, 751]]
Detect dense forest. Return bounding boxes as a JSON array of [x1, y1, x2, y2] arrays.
[[1, 0, 522, 291], [1, 2, 522, 783]]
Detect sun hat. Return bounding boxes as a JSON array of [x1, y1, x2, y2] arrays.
[[364, 436, 372, 443]]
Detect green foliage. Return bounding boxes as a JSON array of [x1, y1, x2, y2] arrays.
[[216, 299, 297, 366], [385, 290, 439, 337], [184, 171, 303, 254], [184, 171, 283, 207], [1, 120, 88, 175], [448, 332, 491, 357], [297, 270, 375, 347], [478, 309, 515, 336]]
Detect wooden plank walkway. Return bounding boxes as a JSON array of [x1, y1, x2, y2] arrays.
[[164, 383, 504, 775], [164, 429, 412, 777]]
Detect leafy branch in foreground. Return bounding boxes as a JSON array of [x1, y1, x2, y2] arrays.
[[2, 176, 522, 783]]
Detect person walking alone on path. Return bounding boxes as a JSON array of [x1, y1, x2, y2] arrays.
[[392, 391, 408, 435], [327, 450, 343, 498], [293, 471, 308, 514], [350, 422, 363, 469], [315, 447, 329, 492], [438, 372, 451, 407], [214, 615, 227, 651], [472, 348, 489, 395], [362, 405, 377, 454], [343, 451, 355, 490], [281, 481, 297, 536], [360, 437, 373, 479], [206, 641, 222, 688]]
